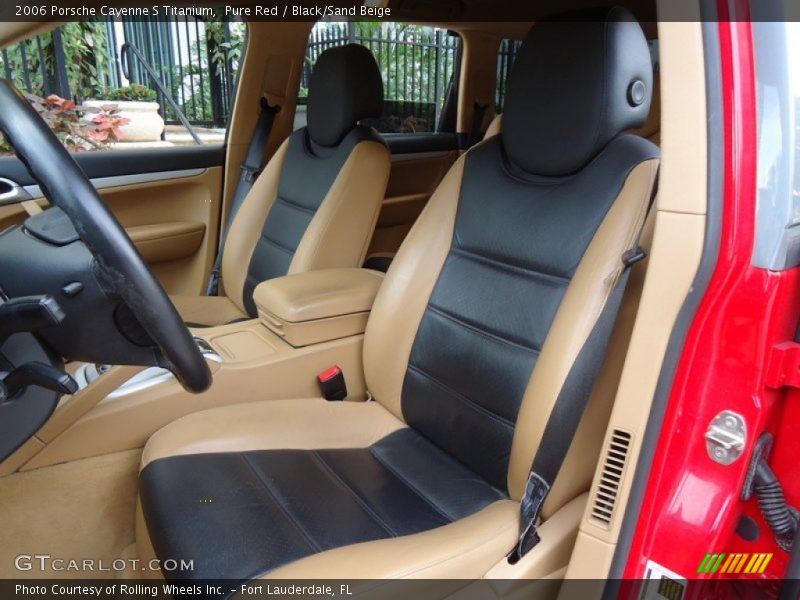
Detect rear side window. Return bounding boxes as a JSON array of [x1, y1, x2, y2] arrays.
[[296, 22, 461, 134], [495, 37, 522, 114], [648, 39, 660, 72], [0, 17, 246, 156]]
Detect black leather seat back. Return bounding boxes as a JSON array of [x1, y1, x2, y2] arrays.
[[401, 7, 658, 492]]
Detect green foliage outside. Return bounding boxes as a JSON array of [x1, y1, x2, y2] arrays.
[[0, 19, 247, 126], [0, 22, 111, 102], [206, 19, 246, 77], [101, 84, 157, 102], [171, 20, 245, 124], [0, 19, 454, 135], [299, 22, 456, 107]]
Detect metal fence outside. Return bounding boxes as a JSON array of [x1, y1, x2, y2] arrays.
[[0, 18, 243, 129], [496, 38, 522, 114], [303, 22, 460, 133], [0, 20, 469, 134]]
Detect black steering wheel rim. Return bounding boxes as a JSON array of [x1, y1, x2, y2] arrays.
[[0, 81, 211, 393]]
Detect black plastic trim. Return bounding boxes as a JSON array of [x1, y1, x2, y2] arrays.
[[0, 145, 225, 187], [603, 6, 725, 587], [0, 331, 62, 462]]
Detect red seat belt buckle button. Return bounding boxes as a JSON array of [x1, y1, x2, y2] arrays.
[[317, 366, 347, 401]]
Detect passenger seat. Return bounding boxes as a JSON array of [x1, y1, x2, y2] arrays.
[[172, 44, 391, 326]]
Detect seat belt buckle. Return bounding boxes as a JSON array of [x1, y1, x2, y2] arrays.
[[507, 471, 550, 564], [622, 245, 647, 267], [317, 366, 347, 401]]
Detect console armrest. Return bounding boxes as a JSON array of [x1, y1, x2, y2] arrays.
[[253, 268, 384, 347]]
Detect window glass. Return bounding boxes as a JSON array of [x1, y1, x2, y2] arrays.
[[495, 37, 522, 115], [647, 39, 660, 73], [295, 22, 461, 134], [0, 17, 246, 156]]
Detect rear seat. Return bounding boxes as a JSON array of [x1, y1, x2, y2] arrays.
[[486, 73, 661, 145]]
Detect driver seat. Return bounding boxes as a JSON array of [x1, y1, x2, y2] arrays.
[[171, 44, 390, 327], [138, 8, 659, 583]]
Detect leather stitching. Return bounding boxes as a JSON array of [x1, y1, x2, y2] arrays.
[[367, 445, 456, 523], [426, 305, 542, 354], [310, 451, 399, 538], [240, 453, 322, 553], [274, 194, 317, 214], [258, 234, 295, 255], [406, 363, 516, 430], [450, 246, 570, 284]]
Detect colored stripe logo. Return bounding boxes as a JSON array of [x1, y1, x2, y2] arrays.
[[697, 553, 772, 574]]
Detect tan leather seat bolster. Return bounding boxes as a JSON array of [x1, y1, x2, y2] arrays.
[[140, 398, 405, 470]]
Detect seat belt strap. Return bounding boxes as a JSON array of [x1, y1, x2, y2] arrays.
[[508, 170, 658, 563], [508, 261, 635, 562], [467, 101, 489, 148], [206, 97, 281, 296]]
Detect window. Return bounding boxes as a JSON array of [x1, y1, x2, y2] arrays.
[[495, 37, 522, 115], [295, 22, 461, 134], [647, 39, 660, 73], [0, 18, 246, 156]]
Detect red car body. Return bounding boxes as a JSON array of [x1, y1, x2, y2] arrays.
[[622, 1, 800, 590]]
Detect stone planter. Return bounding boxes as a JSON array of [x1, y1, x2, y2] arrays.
[[83, 100, 165, 143]]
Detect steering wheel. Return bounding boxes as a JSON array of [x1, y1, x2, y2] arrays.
[[0, 81, 212, 393]]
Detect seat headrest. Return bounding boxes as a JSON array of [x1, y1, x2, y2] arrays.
[[502, 6, 653, 177], [306, 44, 384, 147]]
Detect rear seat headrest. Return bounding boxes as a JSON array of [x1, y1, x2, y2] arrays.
[[306, 44, 384, 147], [502, 6, 653, 177]]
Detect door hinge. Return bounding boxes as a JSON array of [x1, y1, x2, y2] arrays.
[[765, 341, 800, 389]]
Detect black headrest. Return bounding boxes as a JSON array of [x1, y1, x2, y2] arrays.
[[502, 7, 653, 177], [306, 44, 383, 147]]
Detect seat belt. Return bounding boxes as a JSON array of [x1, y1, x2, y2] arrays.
[[467, 101, 490, 148], [206, 96, 281, 296], [508, 172, 658, 563]]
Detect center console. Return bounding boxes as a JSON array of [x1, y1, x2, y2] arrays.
[[254, 267, 384, 347]]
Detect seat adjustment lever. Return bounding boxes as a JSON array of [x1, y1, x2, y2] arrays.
[[1, 361, 78, 399]]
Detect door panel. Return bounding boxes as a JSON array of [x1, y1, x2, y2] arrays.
[[366, 134, 459, 265], [0, 146, 224, 185], [0, 146, 224, 295], [96, 169, 223, 295], [126, 222, 206, 264]]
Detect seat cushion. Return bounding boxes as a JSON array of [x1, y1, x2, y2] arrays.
[[138, 400, 508, 584], [169, 294, 247, 327]]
